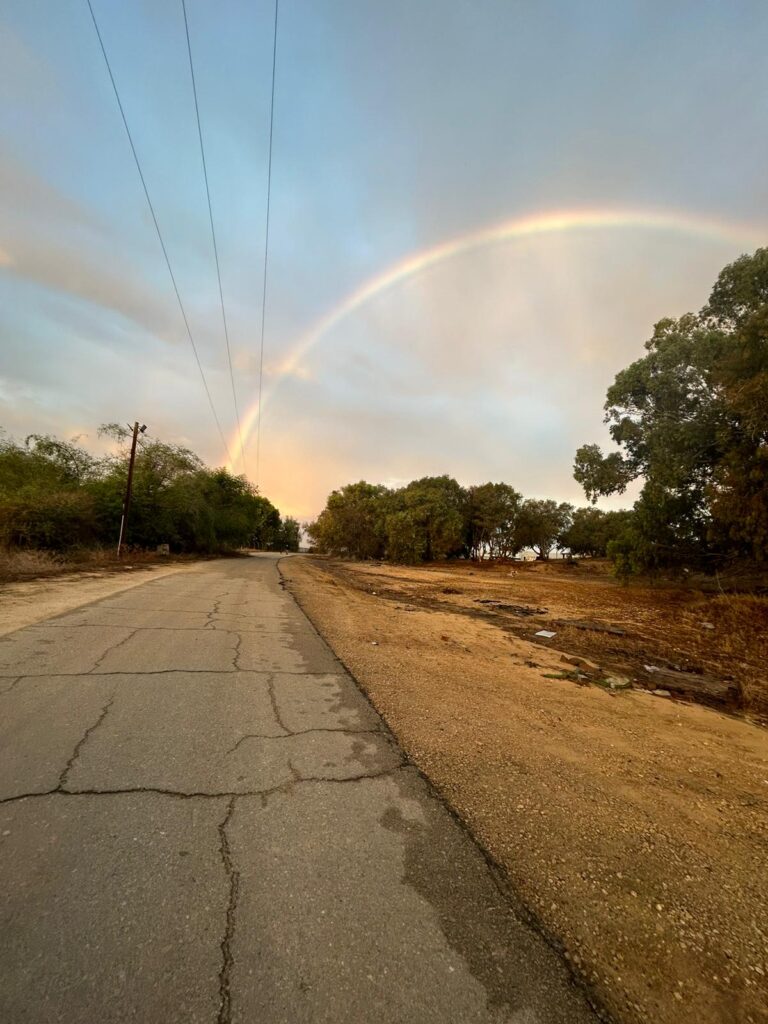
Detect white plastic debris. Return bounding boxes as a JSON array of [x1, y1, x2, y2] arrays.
[[370, 641, 379, 646], [701, 622, 715, 630], [534, 630, 557, 639]]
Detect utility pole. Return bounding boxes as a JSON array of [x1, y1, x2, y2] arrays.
[[117, 421, 146, 558]]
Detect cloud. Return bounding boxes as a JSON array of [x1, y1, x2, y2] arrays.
[[0, 154, 176, 338], [247, 228, 737, 519]]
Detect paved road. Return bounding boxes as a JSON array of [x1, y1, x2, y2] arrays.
[[0, 555, 597, 1023]]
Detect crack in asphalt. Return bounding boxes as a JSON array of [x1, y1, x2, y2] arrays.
[[96, 606, 289, 621], [0, 768, 407, 807], [266, 673, 289, 733], [232, 633, 243, 671], [0, 668, 337, 680], [204, 598, 223, 630], [0, 676, 23, 695], [0, 669, 266, 678], [57, 694, 116, 788], [217, 796, 239, 1024], [43, 624, 244, 635], [225, 727, 383, 757], [88, 629, 139, 673]]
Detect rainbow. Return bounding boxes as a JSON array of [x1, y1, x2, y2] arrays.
[[227, 205, 764, 474]]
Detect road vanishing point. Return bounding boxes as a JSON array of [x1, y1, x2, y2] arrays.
[[0, 554, 597, 1023]]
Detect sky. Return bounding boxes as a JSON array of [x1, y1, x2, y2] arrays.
[[2, 0, 767, 522]]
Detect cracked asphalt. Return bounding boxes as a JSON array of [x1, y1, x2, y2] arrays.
[[0, 554, 598, 1023]]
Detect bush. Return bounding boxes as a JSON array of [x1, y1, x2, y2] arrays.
[[0, 427, 292, 555]]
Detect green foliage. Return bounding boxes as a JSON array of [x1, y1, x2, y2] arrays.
[[573, 444, 634, 503], [307, 482, 389, 559], [396, 476, 466, 561], [0, 433, 99, 548], [515, 499, 573, 560], [0, 428, 291, 554], [559, 507, 634, 558], [384, 509, 426, 564], [308, 477, 468, 563], [310, 477, 580, 564], [465, 482, 523, 559], [276, 516, 301, 552], [574, 247, 768, 573]]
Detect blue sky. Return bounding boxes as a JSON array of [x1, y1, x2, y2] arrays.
[[2, 0, 767, 519]]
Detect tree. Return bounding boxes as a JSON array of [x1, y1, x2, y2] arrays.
[[574, 247, 768, 571], [465, 482, 523, 560], [702, 253, 768, 561], [306, 482, 389, 558], [0, 425, 290, 554], [559, 507, 634, 558], [385, 509, 426, 564], [515, 499, 573, 560], [395, 476, 465, 561], [0, 433, 98, 548], [278, 517, 301, 552]]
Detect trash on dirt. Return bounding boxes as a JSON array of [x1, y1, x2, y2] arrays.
[[701, 622, 715, 630], [370, 641, 379, 646], [652, 689, 671, 697], [543, 670, 590, 686], [535, 629, 557, 639], [605, 675, 631, 690], [644, 664, 661, 673]]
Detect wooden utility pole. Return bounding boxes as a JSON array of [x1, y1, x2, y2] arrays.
[[117, 422, 145, 557]]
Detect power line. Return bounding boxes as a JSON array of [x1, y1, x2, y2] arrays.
[[85, 0, 233, 467], [255, 0, 279, 488], [181, 0, 245, 476]]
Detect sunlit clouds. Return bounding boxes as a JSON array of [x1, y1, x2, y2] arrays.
[[2, 0, 767, 521]]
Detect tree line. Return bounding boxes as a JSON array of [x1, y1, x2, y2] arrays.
[[307, 477, 629, 563], [310, 247, 767, 575], [0, 424, 299, 554]]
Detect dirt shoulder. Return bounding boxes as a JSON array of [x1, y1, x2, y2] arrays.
[[282, 556, 768, 1024], [0, 562, 193, 636]]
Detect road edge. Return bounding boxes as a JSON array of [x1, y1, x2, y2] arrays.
[[277, 555, 616, 1024]]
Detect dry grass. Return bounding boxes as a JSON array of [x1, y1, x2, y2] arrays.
[[691, 593, 768, 709], [0, 548, 72, 582], [0, 547, 205, 585]]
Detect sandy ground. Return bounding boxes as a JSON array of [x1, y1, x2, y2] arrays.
[[282, 556, 768, 1024], [0, 562, 191, 636]]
